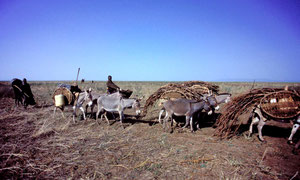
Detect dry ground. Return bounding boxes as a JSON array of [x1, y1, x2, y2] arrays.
[[0, 81, 299, 179]]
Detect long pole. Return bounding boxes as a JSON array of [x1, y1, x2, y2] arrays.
[[76, 68, 80, 85]]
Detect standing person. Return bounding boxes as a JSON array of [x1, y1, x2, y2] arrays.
[[106, 75, 120, 94], [21, 78, 36, 107]]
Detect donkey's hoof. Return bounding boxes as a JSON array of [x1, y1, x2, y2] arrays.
[[257, 136, 266, 143], [248, 132, 252, 138]]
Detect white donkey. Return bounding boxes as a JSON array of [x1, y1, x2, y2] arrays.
[[248, 105, 300, 144], [72, 89, 93, 123], [96, 95, 141, 128], [74, 90, 124, 121]]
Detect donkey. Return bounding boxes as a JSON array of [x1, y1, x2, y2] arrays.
[[248, 105, 300, 143], [72, 89, 93, 122], [159, 98, 212, 132], [96, 95, 141, 128], [202, 92, 231, 111], [215, 93, 231, 104], [85, 91, 125, 118], [159, 93, 231, 127]]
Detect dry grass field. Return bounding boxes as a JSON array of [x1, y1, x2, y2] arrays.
[[0, 81, 300, 179]]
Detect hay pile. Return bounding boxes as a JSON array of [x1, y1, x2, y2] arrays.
[[142, 81, 219, 116], [214, 88, 300, 139]]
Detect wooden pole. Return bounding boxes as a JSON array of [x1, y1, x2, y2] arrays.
[[76, 68, 80, 85]]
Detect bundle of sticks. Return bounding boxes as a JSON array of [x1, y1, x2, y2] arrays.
[[142, 81, 219, 116], [214, 88, 300, 139]]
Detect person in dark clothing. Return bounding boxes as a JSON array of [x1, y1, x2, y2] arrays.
[[21, 78, 36, 107], [70, 84, 82, 94], [11, 78, 24, 106], [106, 75, 133, 98], [106, 75, 120, 94]]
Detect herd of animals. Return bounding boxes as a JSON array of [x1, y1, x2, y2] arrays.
[[1, 78, 300, 154]]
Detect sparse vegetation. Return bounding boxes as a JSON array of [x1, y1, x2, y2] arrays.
[[0, 81, 299, 179]]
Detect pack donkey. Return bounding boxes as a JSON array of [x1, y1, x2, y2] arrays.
[[72, 89, 94, 122], [248, 105, 300, 144], [158, 93, 231, 130], [73, 90, 129, 121], [159, 98, 212, 132], [85, 91, 125, 119], [96, 95, 141, 128]]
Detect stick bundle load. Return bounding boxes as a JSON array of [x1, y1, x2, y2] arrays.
[[52, 87, 73, 105], [214, 88, 300, 139], [142, 81, 219, 116]]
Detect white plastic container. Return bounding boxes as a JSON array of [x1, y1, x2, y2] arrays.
[[55, 94, 65, 107]]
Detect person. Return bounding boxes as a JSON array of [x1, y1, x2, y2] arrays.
[[106, 75, 120, 94], [21, 78, 36, 107]]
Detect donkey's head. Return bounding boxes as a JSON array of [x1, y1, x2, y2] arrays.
[[76, 88, 93, 107], [85, 88, 93, 106]]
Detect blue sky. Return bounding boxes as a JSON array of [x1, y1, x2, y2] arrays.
[[0, 0, 299, 82]]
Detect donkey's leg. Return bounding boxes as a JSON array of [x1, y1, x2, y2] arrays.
[[61, 109, 65, 119], [119, 111, 125, 128], [80, 106, 86, 120], [248, 116, 259, 138], [96, 106, 102, 125], [162, 111, 169, 129], [53, 107, 57, 118], [72, 106, 77, 123], [103, 111, 110, 125], [288, 124, 299, 144], [58, 107, 65, 119], [100, 110, 105, 121], [189, 116, 194, 132], [158, 109, 165, 124], [257, 119, 266, 142], [183, 116, 190, 129], [85, 104, 89, 118], [90, 104, 95, 119]]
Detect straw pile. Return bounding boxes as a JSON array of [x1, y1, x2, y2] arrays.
[[214, 88, 300, 139], [142, 81, 219, 116]]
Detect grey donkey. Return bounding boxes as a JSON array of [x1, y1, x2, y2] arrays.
[[159, 98, 212, 132], [96, 95, 141, 128]]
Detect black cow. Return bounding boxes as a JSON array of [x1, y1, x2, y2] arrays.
[[11, 78, 36, 108]]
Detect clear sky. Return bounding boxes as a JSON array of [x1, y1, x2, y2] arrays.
[[0, 0, 299, 82]]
